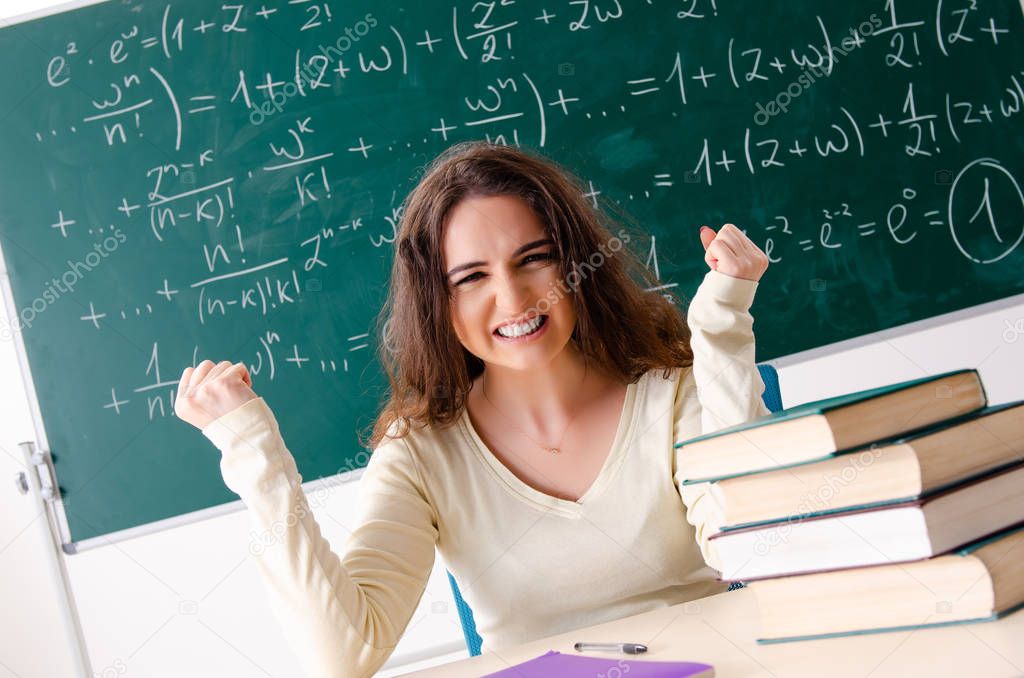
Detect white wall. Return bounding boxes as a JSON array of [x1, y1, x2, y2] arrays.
[[0, 307, 80, 678]]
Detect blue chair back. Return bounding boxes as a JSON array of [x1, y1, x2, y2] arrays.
[[447, 363, 783, 655], [446, 571, 483, 656]]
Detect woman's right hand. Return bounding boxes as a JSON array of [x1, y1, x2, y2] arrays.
[[174, 360, 258, 430]]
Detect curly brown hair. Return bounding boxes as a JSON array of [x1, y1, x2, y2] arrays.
[[362, 141, 693, 449]]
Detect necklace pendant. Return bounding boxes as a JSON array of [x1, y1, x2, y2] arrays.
[[549, 447, 560, 454]]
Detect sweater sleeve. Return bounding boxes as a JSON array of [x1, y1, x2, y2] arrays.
[[674, 269, 771, 572], [200, 397, 439, 678]]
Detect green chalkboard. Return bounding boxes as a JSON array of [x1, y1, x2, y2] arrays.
[[1, 0, 1022, 547]]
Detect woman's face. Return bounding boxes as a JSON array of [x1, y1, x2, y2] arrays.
[[442, 194, 576, 371]]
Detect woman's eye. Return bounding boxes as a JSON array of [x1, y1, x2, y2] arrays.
[[454, 253, 552, 286]]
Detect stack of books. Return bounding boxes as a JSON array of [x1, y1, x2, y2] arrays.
[[675, 368, 1024, 642]]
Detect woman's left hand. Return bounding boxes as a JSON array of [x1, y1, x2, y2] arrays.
[[699, 223, 769, 283]]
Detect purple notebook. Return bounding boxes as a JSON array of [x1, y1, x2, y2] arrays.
[[481, 651, 714, 677]]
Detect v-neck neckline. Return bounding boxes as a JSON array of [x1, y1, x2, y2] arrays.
[[458, 372, 646, 516]]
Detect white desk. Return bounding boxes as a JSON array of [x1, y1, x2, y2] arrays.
[[402, 587, 1024, 677]]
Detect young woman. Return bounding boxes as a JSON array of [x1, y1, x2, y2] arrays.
[[175, 141, 770, 678]]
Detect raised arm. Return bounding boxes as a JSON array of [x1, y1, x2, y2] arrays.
[[190, 383, 438, 678], [674, 225, 770, 571], [686, 269, 771, 431]]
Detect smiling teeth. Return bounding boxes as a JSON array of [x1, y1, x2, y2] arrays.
[[497, 316, 544, 337]]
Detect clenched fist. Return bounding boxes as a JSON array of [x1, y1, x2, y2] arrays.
[[699, 223, 769, 283], [174, 359, 258, 430]]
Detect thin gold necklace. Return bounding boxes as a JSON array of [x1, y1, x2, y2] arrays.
[[480, 363, 589, 455]]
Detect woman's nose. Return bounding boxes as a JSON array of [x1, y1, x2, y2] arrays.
[[493, 271, 532, 312]]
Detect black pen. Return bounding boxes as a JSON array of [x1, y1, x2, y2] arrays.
[[573, 642, 648, 655]]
